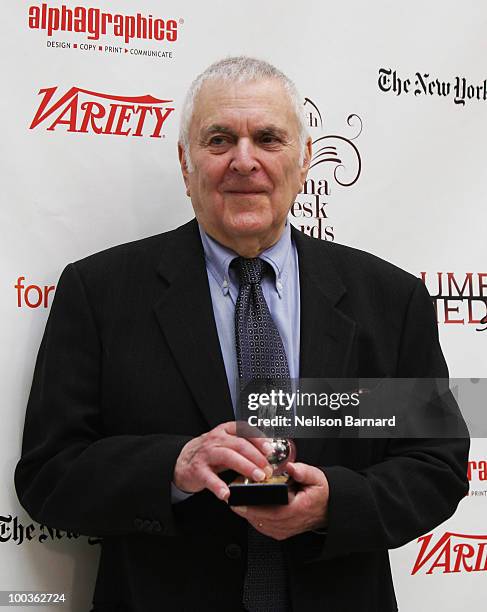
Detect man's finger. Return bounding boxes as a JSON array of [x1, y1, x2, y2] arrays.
[[221, 421, 274, 463], [287, 462, 326, 486], [247, 436, 275, 458], [202, 469, 230, 501], [221, 421, 238, 435], [223, 436, 274, 471], [210, 447, 272, 481]]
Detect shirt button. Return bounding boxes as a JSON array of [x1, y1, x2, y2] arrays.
[[224, 543, 242, 560]]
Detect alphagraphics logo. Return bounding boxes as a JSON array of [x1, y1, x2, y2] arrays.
[[468, 460, 487, 481], [28, 3, 178, 44], [412, 532, 487, 575], [29, 87, 175, 138], [291, 98, 362, 242], [27, 3, 181, 59], [468, 459, 487, 498]]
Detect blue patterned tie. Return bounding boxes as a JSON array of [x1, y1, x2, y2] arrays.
[[233, 257, 291, 612]]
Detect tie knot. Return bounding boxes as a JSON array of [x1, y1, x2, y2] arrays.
[[233, 257, 266, 285]]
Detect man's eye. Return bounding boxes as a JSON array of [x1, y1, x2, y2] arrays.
[[260, 134, 279, 144], [208, 136, 227, 146]]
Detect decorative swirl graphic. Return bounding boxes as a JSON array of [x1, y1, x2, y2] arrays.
[[310, 130, 362, 187], [346, 114, 363, 140], [303, 99, 363, 188]]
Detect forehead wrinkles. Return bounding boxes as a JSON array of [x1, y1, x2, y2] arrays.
[[190, 80, 298, 139], [198, 119, 292, 142]]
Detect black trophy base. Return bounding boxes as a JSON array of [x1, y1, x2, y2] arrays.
[[228, 474, 290, 506]]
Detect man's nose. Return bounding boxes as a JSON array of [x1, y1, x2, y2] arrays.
[[229, 139, 260, 175]]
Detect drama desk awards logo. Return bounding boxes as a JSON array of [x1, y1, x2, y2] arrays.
[[291, 98, 363, 242], [29, 87, 175, 138]]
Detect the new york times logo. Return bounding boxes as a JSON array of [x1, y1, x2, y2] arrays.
[[0, 515, 100, 546], [420, 272, 487, 332], [378, 68, 487, 106], [28, 3, 178, 44], [412, 532, 487, 575], [29, 87, 175, 137], [291, 98, 362, 241]]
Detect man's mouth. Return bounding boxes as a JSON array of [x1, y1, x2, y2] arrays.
[[224, 189, 267, 195]]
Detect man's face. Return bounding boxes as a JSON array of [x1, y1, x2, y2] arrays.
[[179, 78, 311, 252]]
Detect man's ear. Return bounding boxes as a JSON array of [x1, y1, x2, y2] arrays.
[[300, 136, 312, 183], [178, 142, 191, 197]]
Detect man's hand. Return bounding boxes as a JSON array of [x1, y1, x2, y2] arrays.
[[231, 462, 329, 540], [173, 422, 274, 501]]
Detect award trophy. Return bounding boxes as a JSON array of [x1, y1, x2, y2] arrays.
[[228, 436, 296, 506], [228, 380, 296, 506], [228, 437, 296, 506]]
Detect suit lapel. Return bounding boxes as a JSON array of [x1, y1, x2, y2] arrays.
[[292, 227, 357, 466], [151, 220, 358, 465], [153, 219, 234, 429]]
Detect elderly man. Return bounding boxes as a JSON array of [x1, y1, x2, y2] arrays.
[[16, 57, 468, 612]]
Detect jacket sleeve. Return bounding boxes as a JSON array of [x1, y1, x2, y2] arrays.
[[14, 263, 192, 538], [294, 279, 470, 562]]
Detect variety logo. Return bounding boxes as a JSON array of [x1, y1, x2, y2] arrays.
[[29, 87, 175, 137], [412, 532, 487, 575], [420, 272, 487, 332], [28, 3, 178, 44], [291, 98, 362, 241]]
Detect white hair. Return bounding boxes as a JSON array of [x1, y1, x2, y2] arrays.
[[179, 56, 309, 171]]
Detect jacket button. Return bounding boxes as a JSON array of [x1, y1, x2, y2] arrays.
[[225, 543, 242, 560]]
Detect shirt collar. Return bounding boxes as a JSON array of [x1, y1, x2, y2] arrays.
[[198, 220, 292, 298]]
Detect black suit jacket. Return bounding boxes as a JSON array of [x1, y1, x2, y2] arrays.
[[15, 219, 469, 612]]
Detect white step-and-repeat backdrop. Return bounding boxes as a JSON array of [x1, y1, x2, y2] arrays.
[[2, 1, 485, 610]]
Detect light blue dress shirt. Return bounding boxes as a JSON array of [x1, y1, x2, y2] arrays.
[[198, 221, 300, 410], [172, 221, 300, 501]]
